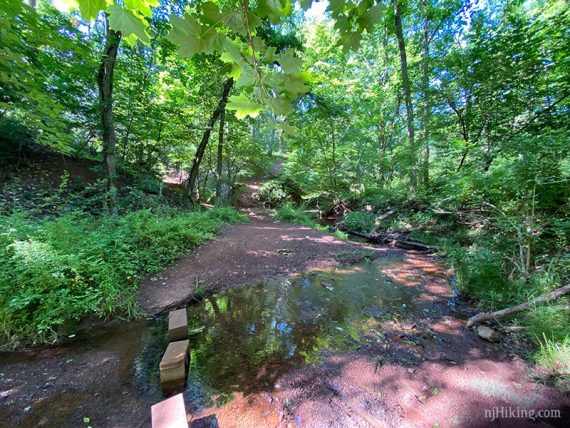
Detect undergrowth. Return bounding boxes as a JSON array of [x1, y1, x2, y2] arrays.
[[0, 207, 245, 348], [275, 202, 347, 240]]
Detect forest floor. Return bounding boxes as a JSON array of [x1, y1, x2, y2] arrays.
[[0, 174, 569, 427]]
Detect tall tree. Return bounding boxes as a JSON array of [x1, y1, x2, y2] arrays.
[[421, 0, 431, 188], [97, 15, 122, 214], [215, 104, 227, 206], [393, 0, 417, 188], [187, 78, 234, 201]]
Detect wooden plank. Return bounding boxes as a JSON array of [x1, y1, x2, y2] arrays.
[[151, 393, 188, 428]]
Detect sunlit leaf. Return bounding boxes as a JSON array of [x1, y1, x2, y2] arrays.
[[77, 0, 106, 22], [226, 94, 264, 119], [278, 49, 302, 74], [167, 14, 203, 57], [267, 96, 291, 115], [203, 29, 226, 54], [357, 3, 385, 32], [125, 0, 158, 18], [282, 71, 310, 95], [202, 2, 222, 25], [221, 8, 245, 35], [108, 5, 150, 44]]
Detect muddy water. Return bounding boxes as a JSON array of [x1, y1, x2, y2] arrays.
[[184, 261, 415, 399], [1, 258, 419, 426]]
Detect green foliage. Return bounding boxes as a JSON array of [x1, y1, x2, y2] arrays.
[[448, 246, 508, 308], [342, 212, 375, 233], [1, 0, 568, 389], [166, 0, 311, 117], [274, 202, 316, 227], [534, 334, 570, 390], [0, 207, 245, 347], [257, 177, 302, 207], [0, 0, 96, 152]]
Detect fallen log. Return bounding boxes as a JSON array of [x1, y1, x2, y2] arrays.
[[394, 240, 432, 252], [345, 230, 371, 240], [466, 284, 570, 328], [344, 230, 433, 252]]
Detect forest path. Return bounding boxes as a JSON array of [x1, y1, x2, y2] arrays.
[[137, 167, 568, 427], [137, 218, 390, 314], [138, 160, 386, 314], [1, 168, 568, 428]]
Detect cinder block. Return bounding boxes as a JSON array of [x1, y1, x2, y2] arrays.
[[151, 393, 188, 428], [160, 339, 189, 393], [168, 309, 188, 342]]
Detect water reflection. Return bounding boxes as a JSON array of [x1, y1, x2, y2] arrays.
[[185, 259, 416, 395]]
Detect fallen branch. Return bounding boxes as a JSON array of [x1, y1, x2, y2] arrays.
[[394, 240, 431, 252], [371, 209, 396, 234], [345, 230, 371, 240], [466, 284, 570, 328], [344, 230, 433, 252]]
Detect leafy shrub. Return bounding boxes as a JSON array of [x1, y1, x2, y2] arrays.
[[257, 177, 302, 207], [274, 202, 316, 227], [0, 207, 245, 347], [342, 211, 375, 233], [448, 246, 508, 308]]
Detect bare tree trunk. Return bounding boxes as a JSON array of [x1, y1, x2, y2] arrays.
[[215, 107, 226, 206], [187, 78, 233, 201], [421, 0, 431, 188], [394, 0, 417, 188], [97, 15, 122, 215]]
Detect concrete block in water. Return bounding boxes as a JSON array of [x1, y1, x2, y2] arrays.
[[151, 393, 188, 428], [160, 339, 189, 392], [168, 308, 188, 342]]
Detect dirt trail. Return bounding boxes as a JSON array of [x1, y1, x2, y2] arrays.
[[1, 172, 569, 427], [138, 163, 376, 315], [137, 219, 388, 314]]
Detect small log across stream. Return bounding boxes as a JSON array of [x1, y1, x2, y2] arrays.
[[345, 230, 434, 253]]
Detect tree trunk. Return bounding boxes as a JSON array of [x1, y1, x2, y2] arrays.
[[393, 0, 417, 188], [215, 107, 226, 206], [421, 0, 431, 188], [187, 78, 234, 201], [97, 15, 122, 215]]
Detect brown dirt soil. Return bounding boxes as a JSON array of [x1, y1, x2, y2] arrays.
[[1, 246, 569, 427], [187, 254, 570, 428], [137, 217, 389, 315], [0, 175, 568, 427]]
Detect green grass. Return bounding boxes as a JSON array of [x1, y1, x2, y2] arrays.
[[535, 334, 570, 390], [342, 211, 375, 233], [274, 203, 348, 240], [0, 207, 245, 347], [274, 202, 319, 227]]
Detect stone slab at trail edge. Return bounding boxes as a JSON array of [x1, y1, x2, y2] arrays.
[[137, 219, 392, 314]]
